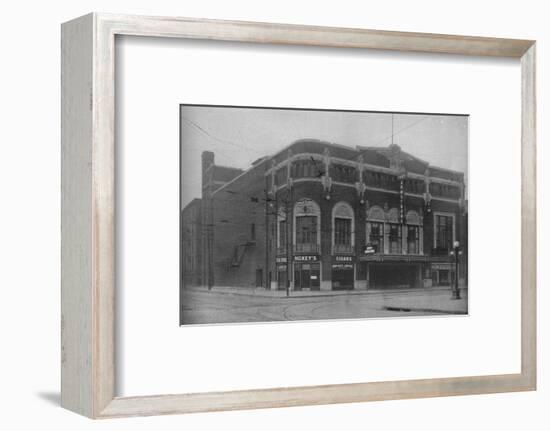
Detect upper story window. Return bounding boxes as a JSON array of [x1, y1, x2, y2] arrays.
[[291, 159, 320, 179], [295, 216, 318, 253], [429, 168, 463, 183], [367, 222, 384, 253], [294, 200, 321, 253], [330, 163, 357, 184], [334, 219, 351, 246], [275, 167, 287, 186], [388, 223, 402, 254], [403, 178, 425, 194], [332, 201, 354, 254], [363, 171, 399, 191], [385, 206, 401, 255], [407, 225, 419, 254], [429, 182, 461, 199], [405, 210, 421, 255], [435, 214, 454, 252], [366, 205, 385, 254]]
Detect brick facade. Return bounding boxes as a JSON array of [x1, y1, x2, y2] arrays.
[[181, 139, 468, 291]]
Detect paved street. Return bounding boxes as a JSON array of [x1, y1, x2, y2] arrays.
[[180, 287, 468, 325]]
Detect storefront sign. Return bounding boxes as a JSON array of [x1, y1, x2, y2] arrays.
[[294, 255, 318, 262], [431, 263, 452, 270], [276, 256, 287, 263], [335, 256, 354, 262], [363, 244, 376, 255], [332, 263, 354, 270]]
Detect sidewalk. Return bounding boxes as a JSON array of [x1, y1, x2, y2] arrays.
[[187, 285, 365, 298], [382, 288, 468, 315], [185, 284, 467, 300]]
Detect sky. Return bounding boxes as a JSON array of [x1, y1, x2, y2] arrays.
[[180, 105, 468, 208]]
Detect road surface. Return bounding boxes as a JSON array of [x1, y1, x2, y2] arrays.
[[180, 288, 468, 325]]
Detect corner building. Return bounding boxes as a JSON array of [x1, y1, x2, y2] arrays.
[[182, 139, 467, 291]]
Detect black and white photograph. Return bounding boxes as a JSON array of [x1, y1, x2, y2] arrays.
[[4, 1, 544, 426], [180, 105, 468, 325]]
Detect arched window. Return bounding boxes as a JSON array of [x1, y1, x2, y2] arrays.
[[366, 205, 385, 253], [386, 208, 401, 254], [294, 199, 321, 253], [387, 207, 399, 223], [406, 210, 421, 225], [332, 202, 355, 254], [406, 210, 421, 254], [367, 205, 385, 221]]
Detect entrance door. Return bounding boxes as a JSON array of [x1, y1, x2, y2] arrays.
[[255, 268, 263, 287], [277, 265, 287, 290], [438, 269, 450, 286], [370, 264, 417, 289], [294, 263, 320, 291]]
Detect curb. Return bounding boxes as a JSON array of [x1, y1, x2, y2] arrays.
[[383, 306, 467, 315], [184, 286, 467, 299]]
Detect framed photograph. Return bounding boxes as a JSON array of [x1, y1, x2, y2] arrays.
[[179, 105, 469, 325], [61, 13, 536, 418]]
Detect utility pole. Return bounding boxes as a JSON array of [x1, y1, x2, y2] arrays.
[[285, 190, 291, 297], [450, 240, 461, 299], [207, 189, 214, 290], [264, 177, 269, 290], [285, 185, 293, 297]]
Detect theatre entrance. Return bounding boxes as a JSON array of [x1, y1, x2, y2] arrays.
[[368, 263, 420, 289]]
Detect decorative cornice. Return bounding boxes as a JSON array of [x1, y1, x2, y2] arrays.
[[265, 151, 464, 187]]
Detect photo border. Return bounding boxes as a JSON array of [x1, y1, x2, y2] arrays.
[[61, 12, 536, 418]]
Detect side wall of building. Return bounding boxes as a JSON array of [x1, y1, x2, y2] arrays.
[[209, 160, 270, 288], [181, 199, 202, 287]]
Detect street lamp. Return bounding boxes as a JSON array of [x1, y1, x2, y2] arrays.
[[449, 240, 461, 300]]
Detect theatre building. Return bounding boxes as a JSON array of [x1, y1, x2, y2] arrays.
[[181, 139, 468, 291]]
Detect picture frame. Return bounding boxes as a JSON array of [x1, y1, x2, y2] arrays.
[[61, 12, 536, 419]]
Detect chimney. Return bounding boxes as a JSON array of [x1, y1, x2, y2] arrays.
[[202, 151, 214, 170], [201, 151, 215, 194]]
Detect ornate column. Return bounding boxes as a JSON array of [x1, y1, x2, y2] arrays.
[[399, 175, 406, 254], [321, 147, 332, 201], [419, 213, 424, 255], [383, 203, 390, 255]]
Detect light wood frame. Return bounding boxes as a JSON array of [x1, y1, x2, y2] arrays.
[[61, 12, 536, 419]]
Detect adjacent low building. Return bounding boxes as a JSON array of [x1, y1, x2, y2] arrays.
[[181, 139, 468, 291]]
